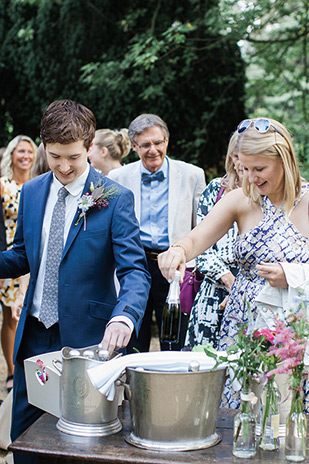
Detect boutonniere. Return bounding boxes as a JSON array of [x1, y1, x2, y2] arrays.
[[75, 181, 119, 230]]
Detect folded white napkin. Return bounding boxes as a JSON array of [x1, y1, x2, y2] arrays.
[[87, 351, 223, 401]]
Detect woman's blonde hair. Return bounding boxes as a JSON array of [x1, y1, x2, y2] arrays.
[[222, 131, 239, 192], [237, 118, 301, 214], [94, 129, 131, 161], [1, 135, 37, 178]]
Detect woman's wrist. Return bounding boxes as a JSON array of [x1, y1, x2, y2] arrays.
[[171, 243, 187, 260]]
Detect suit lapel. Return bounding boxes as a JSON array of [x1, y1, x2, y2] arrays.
[[31, 173, 53, 271], [62, 167, 100, 259], [168, 158, 182, 242], [129, 161, 142, 221]]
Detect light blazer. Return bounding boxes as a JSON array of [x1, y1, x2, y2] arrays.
[[108, 157, 206, 246], [0, 166, 151, 361]]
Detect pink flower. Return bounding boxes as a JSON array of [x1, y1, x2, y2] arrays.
[[254, 328, 277, 344]]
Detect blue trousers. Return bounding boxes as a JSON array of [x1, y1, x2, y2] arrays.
[[11, 315, 62, 464]]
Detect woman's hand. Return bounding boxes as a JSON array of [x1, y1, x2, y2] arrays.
[[220, 272, 235, 292], [158, 246, 186, 282], [219, 295, 229, 311], [256, 262, 288, 288], [11, 292, 24, 321]]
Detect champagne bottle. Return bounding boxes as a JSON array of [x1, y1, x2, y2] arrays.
[[160, 270, 181, 344]]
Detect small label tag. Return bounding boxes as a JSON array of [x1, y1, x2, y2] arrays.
[[271, 413, 280, 438]]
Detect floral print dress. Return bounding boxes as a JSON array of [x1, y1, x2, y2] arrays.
[[218, 182, 309, 409], [185, 178, 238, 348], [0, 177, 22, 307]]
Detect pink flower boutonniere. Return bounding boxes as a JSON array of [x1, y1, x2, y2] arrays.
[[75, 181, 119, 230]]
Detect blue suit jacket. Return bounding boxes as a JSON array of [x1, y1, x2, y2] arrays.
[[0, 166, 150, 361]]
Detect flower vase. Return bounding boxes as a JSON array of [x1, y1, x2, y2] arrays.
[[233, 391, 257, 458], [285, 389, 307, 462], [259, 377, 280, 450]]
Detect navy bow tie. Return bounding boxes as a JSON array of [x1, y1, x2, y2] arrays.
[[142, 171, 165, 185]]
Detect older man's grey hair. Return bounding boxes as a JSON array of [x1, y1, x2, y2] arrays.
[[128, 114, 169, 143]]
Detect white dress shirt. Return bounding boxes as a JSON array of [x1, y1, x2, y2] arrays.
[[30, 165, 133, 334]]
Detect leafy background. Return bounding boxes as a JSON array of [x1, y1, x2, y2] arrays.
[[0, 0, 307, 180]]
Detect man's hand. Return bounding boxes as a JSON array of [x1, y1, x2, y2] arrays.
[[100, 322, 131, 355], [256, 262, 288, 288]]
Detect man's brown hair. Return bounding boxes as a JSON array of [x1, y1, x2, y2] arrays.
[[40, 99, 96, 150]]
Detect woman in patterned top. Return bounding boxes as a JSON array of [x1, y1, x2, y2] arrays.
[[185, 131, 243, 348], [159, 118, 309, 408], [0, 135, 37, 392]]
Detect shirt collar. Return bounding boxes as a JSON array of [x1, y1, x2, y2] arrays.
[[52, 164, 90, 197], [140, 157, 168, 177]]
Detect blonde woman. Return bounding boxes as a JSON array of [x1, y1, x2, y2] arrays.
[[0, 135, 37, 392], [158, 118, 309, 408], [88, 128, 131, 175]]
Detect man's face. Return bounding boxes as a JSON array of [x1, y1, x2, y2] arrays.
[[132, 126, 169, 173], [45, 140, 92, 185]]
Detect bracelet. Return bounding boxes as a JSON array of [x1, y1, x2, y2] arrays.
[[171, 244, 187, 256]]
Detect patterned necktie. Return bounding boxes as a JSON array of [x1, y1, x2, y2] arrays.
[[141, 171, 165, 185], [39, 186, 69, 328]]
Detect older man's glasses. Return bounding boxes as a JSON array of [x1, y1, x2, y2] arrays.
[[237, 118, 284, 138], [134, 139, 166, 150]]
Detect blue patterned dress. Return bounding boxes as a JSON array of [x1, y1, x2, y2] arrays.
[[185, 178, 238, 348], [218, 182, 309, 408]]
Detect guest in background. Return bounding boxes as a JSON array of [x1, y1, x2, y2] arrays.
[[88, 128, 130, 175], [10, 143, 50, 322], [185, 131, 243, 349], [1, 136, 37, 392], [30, 142, 50, 178], [109, 113, 206, 352], [0, 135, 37, 392], [158, 118, 309, 408]]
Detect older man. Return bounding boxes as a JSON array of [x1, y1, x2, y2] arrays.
[[109, 113, 206, 352]]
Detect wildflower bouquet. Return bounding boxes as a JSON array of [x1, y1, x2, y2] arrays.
[[264, 296, 309, 460]]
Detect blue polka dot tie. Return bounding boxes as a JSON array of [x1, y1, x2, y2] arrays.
[[39, 186, 69, 328]]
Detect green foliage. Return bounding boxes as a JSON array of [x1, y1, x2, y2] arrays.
[[0, 0, 245, 178], [220, 0, 309, 176]]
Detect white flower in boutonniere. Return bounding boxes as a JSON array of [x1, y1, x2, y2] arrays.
[[75, 181, 120, 230]]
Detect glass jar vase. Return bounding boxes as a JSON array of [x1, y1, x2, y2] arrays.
[[259, 377, 281, 450], [285, 389, 307, 462], [233, 390, 257, 458]]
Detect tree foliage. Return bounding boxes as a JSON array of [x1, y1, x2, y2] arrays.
[[0, 0, 245, 179], [219, 0, 309, 176]]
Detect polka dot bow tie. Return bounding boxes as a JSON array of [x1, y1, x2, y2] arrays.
[[141, 171, 165, 185]]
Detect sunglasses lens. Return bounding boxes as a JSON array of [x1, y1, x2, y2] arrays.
[[255, 118, 270, 133], [237, 119, 252, 133]]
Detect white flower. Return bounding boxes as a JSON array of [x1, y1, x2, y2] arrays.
[[77, 194, 95, 213]]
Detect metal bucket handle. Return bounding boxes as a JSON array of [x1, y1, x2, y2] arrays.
[[115, 377, 131, 401], [52, 359, 62, 374]]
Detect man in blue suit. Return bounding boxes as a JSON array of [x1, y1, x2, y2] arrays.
[[0, 100, 150, 463]]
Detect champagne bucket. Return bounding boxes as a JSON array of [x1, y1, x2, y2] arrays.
[[121, 365, 226, 451], [54, 345, 122, 437]]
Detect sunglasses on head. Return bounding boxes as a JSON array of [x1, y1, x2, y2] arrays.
[[237, 118, 284, 138]]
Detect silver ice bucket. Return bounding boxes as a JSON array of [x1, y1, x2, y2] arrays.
[[121, 365, 226, 451], [53, 345, 122, 437]]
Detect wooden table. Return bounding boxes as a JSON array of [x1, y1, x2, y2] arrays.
[[9, 401, 306, 463]]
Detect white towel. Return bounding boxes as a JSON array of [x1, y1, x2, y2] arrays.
[[87, 351, 225, 401]]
